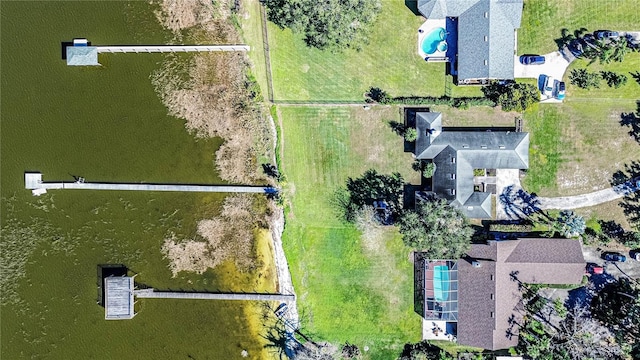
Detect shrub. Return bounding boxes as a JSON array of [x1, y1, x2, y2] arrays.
[[481, 82, 539, 112], [366, 87, 390, 103], [569, 69, 601, 89], [422, 162, 436, 178], [600, 71, 628, 88], [404, 128, 418, 142]]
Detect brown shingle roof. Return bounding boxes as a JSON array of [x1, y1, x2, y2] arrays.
[[457, 238, 585, 350]]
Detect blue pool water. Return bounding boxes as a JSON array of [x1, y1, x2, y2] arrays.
[[421, 27, 446, 54], [433, 265, 449, 302]]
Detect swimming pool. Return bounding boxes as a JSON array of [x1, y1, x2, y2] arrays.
[[433, 265, 450, 302], [421, 27, 446, 55]]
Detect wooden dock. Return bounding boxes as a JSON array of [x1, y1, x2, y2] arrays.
[[96, 45, 249, 53], [25, 173, 276, 196], [134, 289, 294, 302]]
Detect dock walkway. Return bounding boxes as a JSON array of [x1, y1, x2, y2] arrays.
[[25, 173, 275, 196], [96, 45, 249, 53], [134, 289, 294, 302]]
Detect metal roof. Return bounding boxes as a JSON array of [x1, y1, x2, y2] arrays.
[[415, 112, 529, 218], [417, 0, 523, 81], [66, 46, 99, 66], [105, 276, 135, 320]]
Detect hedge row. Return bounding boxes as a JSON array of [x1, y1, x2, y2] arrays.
[[381, 96, 496, 108]]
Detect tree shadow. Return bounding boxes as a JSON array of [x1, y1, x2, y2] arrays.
[[619, 101, 640, 144], [609, 160, 640, 229], [498, 185, 544, 220], [388, 120, 406, 136]]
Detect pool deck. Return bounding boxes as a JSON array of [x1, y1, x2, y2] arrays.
[[423, 320, 456, 341], [418, 19, 447, 60]]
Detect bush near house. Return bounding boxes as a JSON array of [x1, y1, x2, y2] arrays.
[[481, 82, 539, 112], [600, 70, 628, 88]]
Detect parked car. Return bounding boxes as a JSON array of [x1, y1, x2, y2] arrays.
[[602, 252, 627, 262], [594, 30, 619, 40], [520, 55, 545, 65], [630, 249, 640, 261], [543, 76, 555, 97], [586, 263, 604, 274], [556, 81, 566, 100]]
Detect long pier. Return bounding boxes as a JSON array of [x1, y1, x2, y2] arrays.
[[96, 45, 249, 53], [25, 173, 275, 196], [134, 289, 294, 302]]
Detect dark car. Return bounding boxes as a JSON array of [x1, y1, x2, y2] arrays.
[[556, 81, 566, 100], [602, 252, 627, 262], [594, 30, 619, 40], [520, 55, 545, 65], [630, 249, 640, 261]]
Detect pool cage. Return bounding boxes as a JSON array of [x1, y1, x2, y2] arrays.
[[414, 253, 458, 321]]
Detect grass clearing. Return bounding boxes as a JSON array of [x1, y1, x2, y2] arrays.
[[265, 1, 446, 101], [279, 105, 421, 358], [518, 0, 640, 54]]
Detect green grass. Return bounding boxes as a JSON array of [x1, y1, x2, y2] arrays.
[[279, 105, 421, 358], [240, 0, 270, 100], [521, 105, 563, 194], [519, 0, 640, 54], [265, 1, 445, 101], [565, 54, 640, 98]]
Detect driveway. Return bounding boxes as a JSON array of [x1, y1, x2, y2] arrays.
[[583, 246, 640, 281], [514, 50, 571, 81]]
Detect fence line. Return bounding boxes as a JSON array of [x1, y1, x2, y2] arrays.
[[260, 3, 275, 103]]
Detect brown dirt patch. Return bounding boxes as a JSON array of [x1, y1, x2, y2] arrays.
[[151, 0, 272, 184], [162, 194, 270, 276]]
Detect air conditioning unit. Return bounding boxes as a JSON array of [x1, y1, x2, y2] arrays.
[[472, 261, 481, 268]]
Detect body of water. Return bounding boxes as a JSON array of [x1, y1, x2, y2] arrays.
[[1, 2, 266, 358]]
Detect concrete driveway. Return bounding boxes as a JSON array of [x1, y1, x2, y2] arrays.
[[514, 51, 571, 81], [583, 246, 640, 281]]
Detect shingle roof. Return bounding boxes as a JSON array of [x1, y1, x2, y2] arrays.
[[415, 112, 529, 218], [457, 239, 585, 350], [417, 0, 523, 81]]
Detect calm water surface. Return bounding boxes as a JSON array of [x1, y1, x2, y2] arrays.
[[1, 2, 264, 358]]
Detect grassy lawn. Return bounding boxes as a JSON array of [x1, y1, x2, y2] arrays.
[[279, 105, 422, 358], [239, 0, 269, 100], [265, 1, 447, 101], [519, 0, 640, 54]]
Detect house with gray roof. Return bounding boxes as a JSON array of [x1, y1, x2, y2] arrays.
[[413, 111, 529, 218], [417, 0, 523, 84], [415, 238, 586, 350]]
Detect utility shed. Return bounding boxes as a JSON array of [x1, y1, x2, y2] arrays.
[[104, 276, 135, 320], [66, 46, 99, 66]]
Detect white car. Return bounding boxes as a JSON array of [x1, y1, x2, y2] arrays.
[[543, 76, 555, 97]]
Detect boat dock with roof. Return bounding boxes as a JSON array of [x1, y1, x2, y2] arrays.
[[65, 38, 249, 66], [25, 172, 275, 196]]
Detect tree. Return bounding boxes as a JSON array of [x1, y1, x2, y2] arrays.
[[630, 71, 640, 85], [264, 0, 381, 51], [553, 210, 586, 238], [366, 86, 390, 103], [591, 279, 640, 358], [481, 82, 539, 112], [600, 71, 628, 88], [404, 128, 418, 142], [397, 198, 472, 258], [569, 68, 601, 89], [334, 169, 404, 223], [422, 162, 436, 178]]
